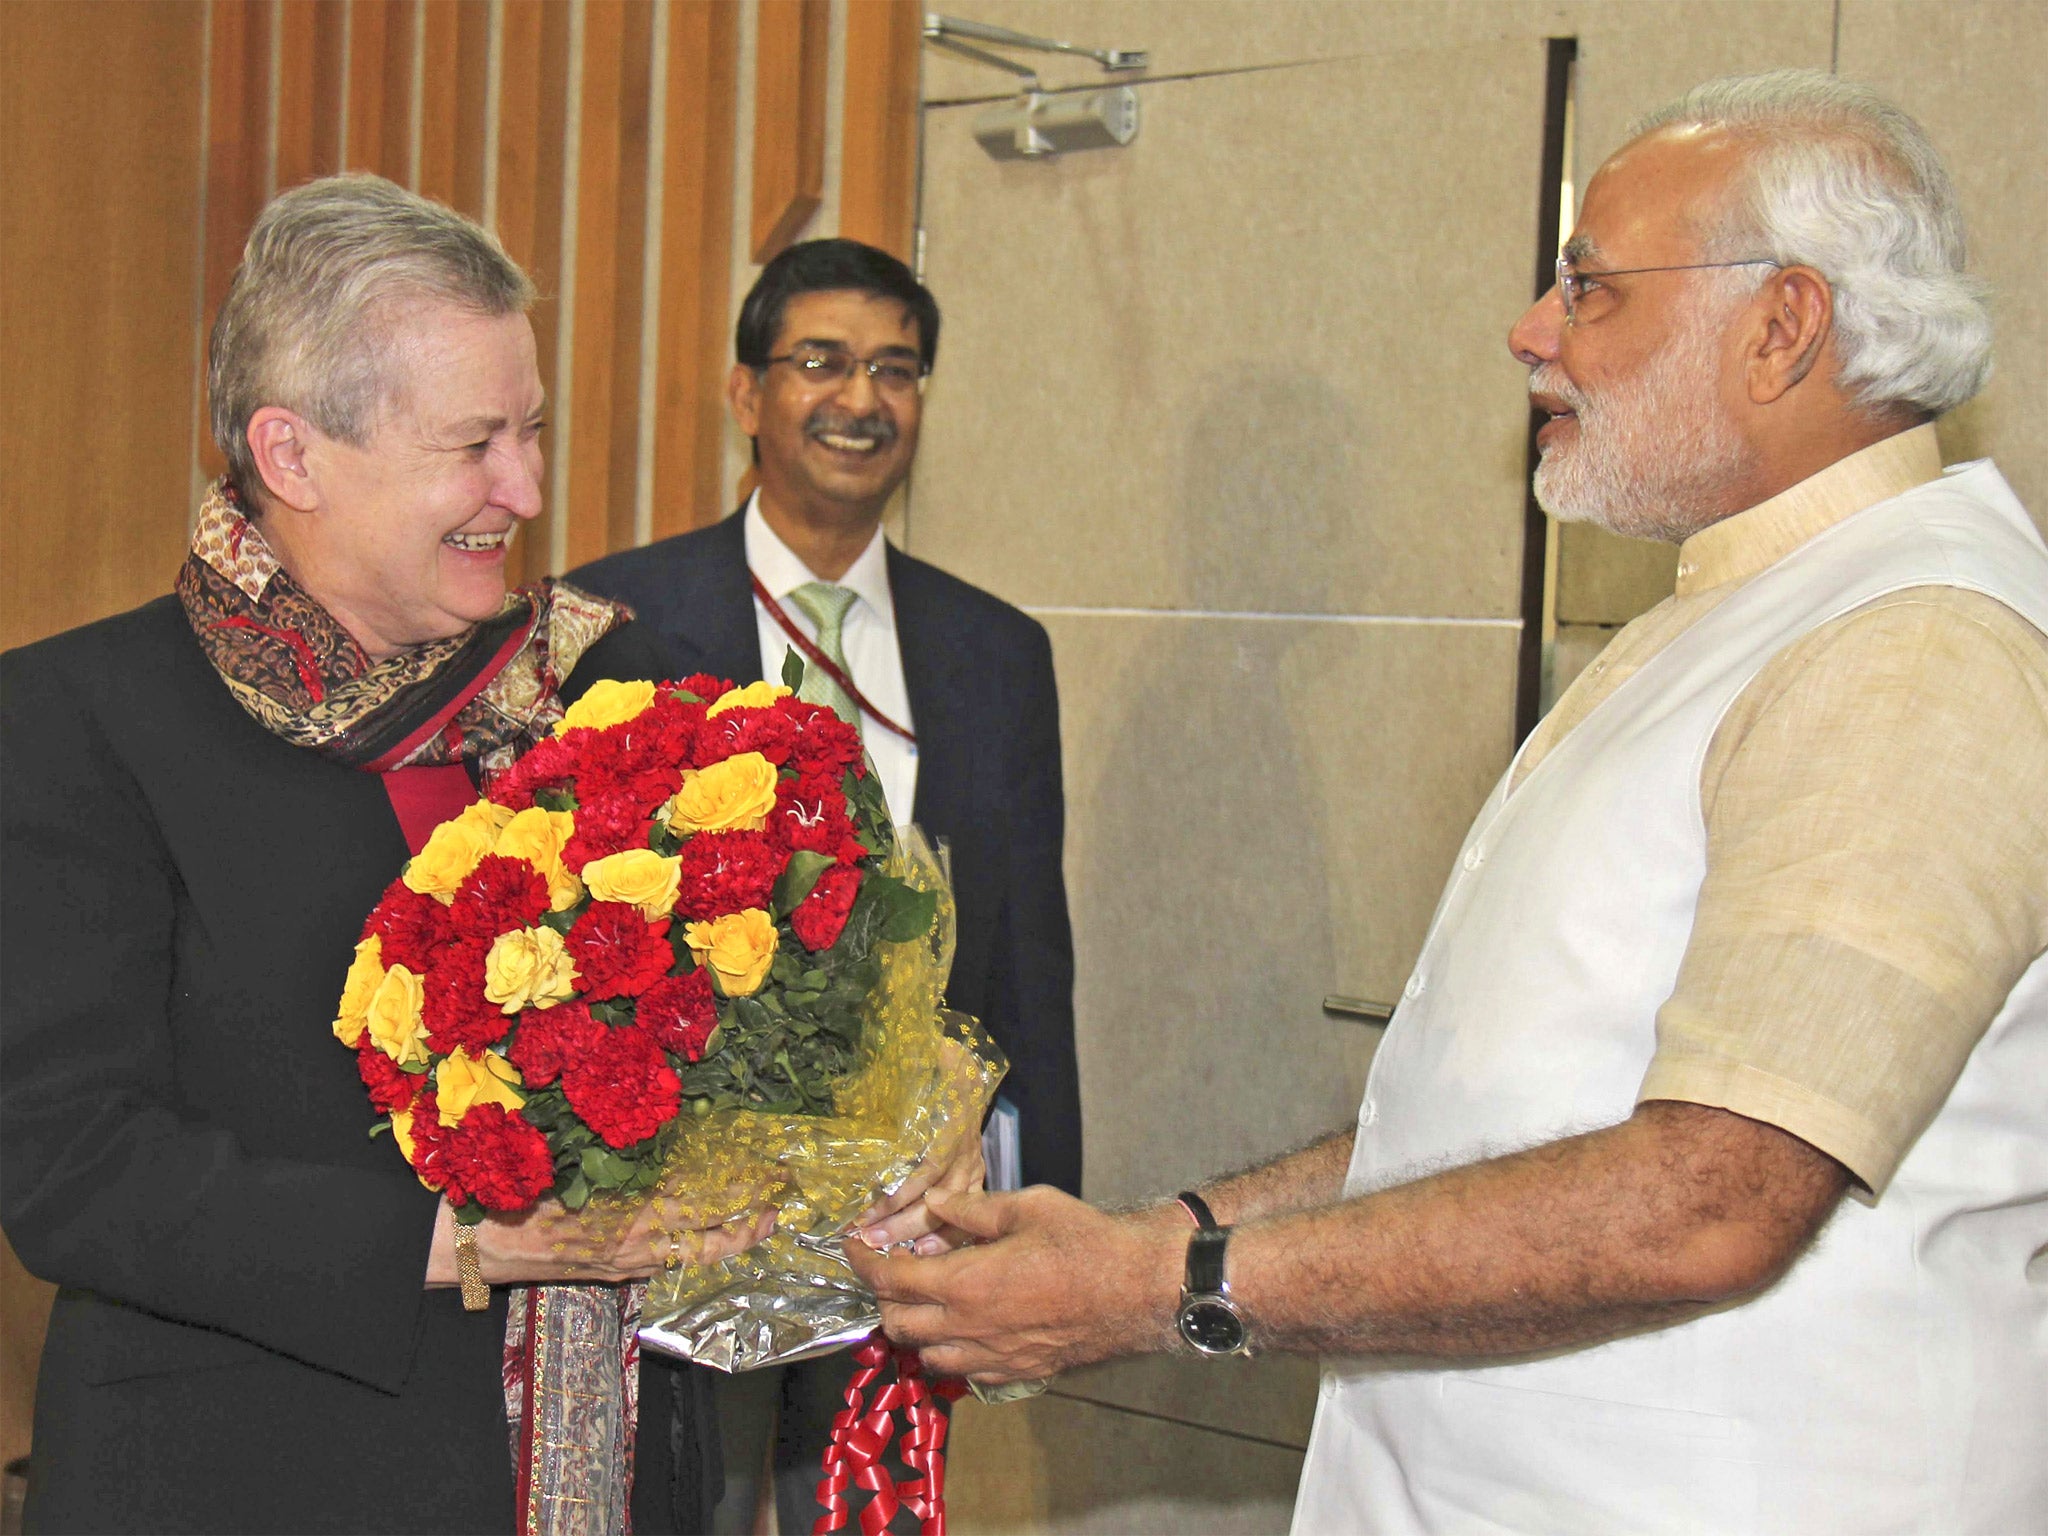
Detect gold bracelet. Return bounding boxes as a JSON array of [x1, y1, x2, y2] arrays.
[[454, 1219, 489, 1312]]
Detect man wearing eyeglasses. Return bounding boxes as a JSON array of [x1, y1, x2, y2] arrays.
[[570, 237, 1080, 1533], [850, 70, 2048, 1534]]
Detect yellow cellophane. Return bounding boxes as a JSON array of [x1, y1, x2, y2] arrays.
[[634, 825, 1006, 1371]]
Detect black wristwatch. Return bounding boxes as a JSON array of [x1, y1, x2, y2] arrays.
[[1173, 1191, 1250, 1356]]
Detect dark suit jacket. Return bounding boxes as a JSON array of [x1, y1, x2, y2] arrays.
[[0, 600, 711, 1534], [571, 512, 1082, 1195]]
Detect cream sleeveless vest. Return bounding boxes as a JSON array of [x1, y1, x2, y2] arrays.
[[1292, 463, 2048, 1535]]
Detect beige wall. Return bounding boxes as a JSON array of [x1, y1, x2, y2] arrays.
[[904, 3, 2047, 1532]]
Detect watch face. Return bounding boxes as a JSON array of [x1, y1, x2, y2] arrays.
[[1177, 1296, 1247, 1355]]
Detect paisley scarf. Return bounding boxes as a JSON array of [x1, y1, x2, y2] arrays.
[[177, 481, 627, 773], [178, 482, 649, 1535]]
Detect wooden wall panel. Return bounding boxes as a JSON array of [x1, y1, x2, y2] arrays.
[[417, 0, 491, 216], [344, 0, 417, 180], [0, 0, 208, 1457], [651, 0, 739, 538], [276, 0, 347, 190], [198, 1, 276, 483], [495, 0, 572, 584], [839, 0, 920, 262], [750, 0, 828, 262]]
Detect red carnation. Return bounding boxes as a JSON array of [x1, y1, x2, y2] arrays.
[[362, 880, 449, 974], [489, 734, 582, 812], [635, 970, 719, 1061], [563, 793, 653, 869], [577, 725, 684, 817], [448, 854, 549, 942], [562, 1024, 683, 1148], [676, 673, 731, 703], [358, 1041, 422, 1114], [791, 864, 862, 951], [783, 700, 865, 778], [507, 1002, 606, 1088], [413, 1097, 557, 1211], [705, 705, 799, 767], [673, 830, 786, 920], [566, 902, 675, 999], [774, 773, 867, 866], [422, 938, 512, 1054]]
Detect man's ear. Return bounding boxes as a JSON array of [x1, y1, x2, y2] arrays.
[[246, 407, 321, 512], [1746, 265, 1833, 406], [727, 363, 762, 437]]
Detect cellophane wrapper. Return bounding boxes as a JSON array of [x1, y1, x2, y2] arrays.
[[636, 825, 1005, 1371]]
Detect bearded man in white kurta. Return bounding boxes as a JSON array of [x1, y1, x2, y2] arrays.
[[848, 69, 2048, 1535]]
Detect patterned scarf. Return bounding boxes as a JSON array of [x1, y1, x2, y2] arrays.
[[177, 481, 627, 774], [178, 482, 649, 1535]]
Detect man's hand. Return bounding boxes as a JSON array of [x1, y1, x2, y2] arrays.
[[428, 1196, 778, 1288], [844, 1186, 1185, 1382]]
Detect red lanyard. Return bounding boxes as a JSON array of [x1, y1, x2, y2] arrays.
[[749, 572, 918, 745]]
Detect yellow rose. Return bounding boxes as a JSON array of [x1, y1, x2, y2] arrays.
[[555, 678, 657, 736], [365, 964, 429, 1067], [582, 848, 682, 919], [706, 680, 792, 717], [683, 908, 780, 997], [483, 925, 579, 1013], [333, 935, 385, 1047], [667, 752, 779, 834], [494, 806, 583, 910], [389, 1105, 418, 1164], [435, 1047, 526, 1126], [402, 800, 513, 902]]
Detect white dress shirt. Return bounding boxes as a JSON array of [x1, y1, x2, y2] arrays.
[[744, 493, 919, 824]]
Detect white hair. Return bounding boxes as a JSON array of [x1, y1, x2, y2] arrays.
[[208, 173, 535, 506], [1633, 69, 1992, 418]]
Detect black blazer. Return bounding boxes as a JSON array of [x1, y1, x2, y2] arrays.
[[571, 512, 1082, 1195], [0, 600, 711, 1535]]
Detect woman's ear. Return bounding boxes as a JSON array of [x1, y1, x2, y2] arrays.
[[246, 407, 321, 512]]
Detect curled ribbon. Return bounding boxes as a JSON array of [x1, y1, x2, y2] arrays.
[[814, 1333, 969, 1536]]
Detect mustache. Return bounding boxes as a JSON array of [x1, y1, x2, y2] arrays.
[[1529, 364, 1590, 414], [804, 407, 898, 445]]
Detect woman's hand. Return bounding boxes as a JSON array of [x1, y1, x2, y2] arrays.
[[855, 1113, 987, 1256], [427, 1196, 778, 1288]]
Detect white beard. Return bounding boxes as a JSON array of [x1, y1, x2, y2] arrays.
[[1531, 304, 1754, 544]]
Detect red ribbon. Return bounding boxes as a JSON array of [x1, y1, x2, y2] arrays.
[[813, 1333, 969, 1536]]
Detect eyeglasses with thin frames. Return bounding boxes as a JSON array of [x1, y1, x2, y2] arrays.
[[1556, 254, 1782, 324], [761, 346, 929, 395]]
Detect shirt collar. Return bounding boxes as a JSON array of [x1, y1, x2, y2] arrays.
[[1673, 423, 1944, 595], [743, 491, 896, 626]]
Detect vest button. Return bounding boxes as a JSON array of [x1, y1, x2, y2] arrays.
[[1403, 973, 1425, 1000], [1462, 845, 1484, 871]]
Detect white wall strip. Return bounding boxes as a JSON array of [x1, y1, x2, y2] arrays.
[[407, 0, 425, 192], [634, 0, 671, 549], [482, 0, 504, 230], [550, 0, 587, 575], [1022, 606, 1522, 629]]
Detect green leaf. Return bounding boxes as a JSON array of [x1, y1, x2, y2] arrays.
[[560, 1174, 592, 1210], [771, 849, 835, 917], [535, 788, 578, 813], [781, 650, 807, 691], [540, 906, 577, 936]]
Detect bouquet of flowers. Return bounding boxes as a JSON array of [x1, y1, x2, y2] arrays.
[[332, 663, 1003, 1368]]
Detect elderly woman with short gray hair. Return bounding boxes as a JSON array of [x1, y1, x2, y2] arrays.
[[0, 174, 769, 1535]]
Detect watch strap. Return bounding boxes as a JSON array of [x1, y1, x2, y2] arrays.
[[1185, 1227, 1229, 1294], [1175, 1189, 1218, 1231]]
